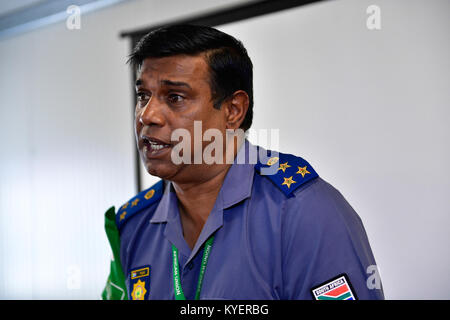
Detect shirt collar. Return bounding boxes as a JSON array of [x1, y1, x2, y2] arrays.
[[149, 181, 176, 223], [221, 139, 255, 209], [150, 139, 255, 224]]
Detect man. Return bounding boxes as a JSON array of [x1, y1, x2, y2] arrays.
[[102, 25, 384, 300]]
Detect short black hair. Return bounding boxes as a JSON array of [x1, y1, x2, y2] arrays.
[[128, 24, 254, 131]]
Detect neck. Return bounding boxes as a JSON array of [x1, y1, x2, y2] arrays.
[[173, 164, 231, 249], [173, 136, 243, 222], [171, 137, 244, 249], [173, 163, 230, 221]]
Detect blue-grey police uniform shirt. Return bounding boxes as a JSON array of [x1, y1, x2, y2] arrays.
[[116, 141, 384, 300]]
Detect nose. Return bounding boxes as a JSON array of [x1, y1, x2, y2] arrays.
[[139, 96, 165, 127]]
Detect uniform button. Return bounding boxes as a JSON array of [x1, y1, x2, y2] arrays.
[[187, 262, 194, 270]]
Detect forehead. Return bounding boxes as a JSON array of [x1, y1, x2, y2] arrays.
[[137, 54, 210, 85]]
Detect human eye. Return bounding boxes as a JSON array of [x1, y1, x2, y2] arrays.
[[136, 91, 150, 107], [167, 93, 185, 105]]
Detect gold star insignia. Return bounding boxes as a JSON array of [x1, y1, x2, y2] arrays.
[[121, 202, 129, 210], [282, 176, 296, 188], [119, 211, 127, 221], [267, 157, 279, 166], [144, 189, 155, 200], [131, 198, 140, 207], [278, 162, 291, 173], [296, 166, 310, 178]]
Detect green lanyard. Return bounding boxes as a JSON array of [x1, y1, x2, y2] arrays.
[[172, 236, 214, 300]]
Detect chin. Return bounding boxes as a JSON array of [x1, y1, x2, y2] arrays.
[[144, 161, 177, 181]]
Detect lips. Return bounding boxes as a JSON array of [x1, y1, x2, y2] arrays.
[[141, 136, 172, 157]]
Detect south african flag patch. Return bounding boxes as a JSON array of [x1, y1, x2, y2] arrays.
[[311, 274, 357, 300]]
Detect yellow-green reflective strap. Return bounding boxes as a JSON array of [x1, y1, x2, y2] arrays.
[[172, 236, 214, 300]]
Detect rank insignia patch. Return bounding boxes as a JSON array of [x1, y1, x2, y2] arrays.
[[116, 180, 164, 230], [129, 266, 150, 300], [254, 150, 319, 197], [311, 274, 357, 300]]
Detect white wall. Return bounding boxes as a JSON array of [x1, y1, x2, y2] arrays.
[[0, 0, 256, 299], [216, 0, 450, 299], [1, 0, 448, 300]]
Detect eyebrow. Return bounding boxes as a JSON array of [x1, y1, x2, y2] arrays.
[[135, 79, 192, 90]]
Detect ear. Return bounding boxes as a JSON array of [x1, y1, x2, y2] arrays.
[[224, 90, 249, 130]]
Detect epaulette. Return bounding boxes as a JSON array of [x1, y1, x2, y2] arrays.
[[116, 180, 164, 229], [254, 151, 319, 197]]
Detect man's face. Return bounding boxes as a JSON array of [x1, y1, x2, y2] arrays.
[[134, 54, 227, 182]]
